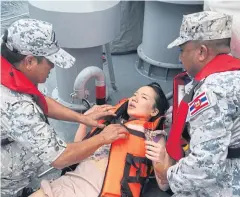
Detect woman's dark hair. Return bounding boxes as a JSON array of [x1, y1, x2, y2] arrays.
[[147, 82, 170, 125], [1, 29, 44, 66]]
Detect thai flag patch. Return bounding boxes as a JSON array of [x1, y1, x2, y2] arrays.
[[189, 92, 210, 116]]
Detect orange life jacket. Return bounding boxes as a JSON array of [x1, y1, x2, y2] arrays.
[[84, 99, 165, 197]]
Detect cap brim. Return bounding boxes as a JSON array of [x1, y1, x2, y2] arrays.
[[167, 37, 189, 49], [46, 48, 76, 69]]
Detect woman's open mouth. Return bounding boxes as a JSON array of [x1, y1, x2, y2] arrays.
[[129, 103, 136, 108]]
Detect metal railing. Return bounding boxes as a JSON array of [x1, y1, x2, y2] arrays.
[[1, 12, 29, 23]]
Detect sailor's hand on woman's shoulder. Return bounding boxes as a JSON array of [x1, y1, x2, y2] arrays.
[[82, 105, 116, 128], [99, 124, 128, 145], [84, 104, 116, 115]]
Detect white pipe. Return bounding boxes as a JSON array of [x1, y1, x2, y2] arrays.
[[73, 66, 106, 101]]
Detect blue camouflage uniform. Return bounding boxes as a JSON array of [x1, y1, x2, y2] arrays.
[[1, 18, 75, 196], [167, 11, 240, 197]]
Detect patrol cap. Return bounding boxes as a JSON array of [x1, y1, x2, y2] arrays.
[[4, 18, 75, 69], [168, 11, 233, 49]]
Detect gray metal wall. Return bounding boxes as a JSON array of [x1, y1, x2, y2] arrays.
[[141, 1, 203, 65], [28, 1, 120, 106]]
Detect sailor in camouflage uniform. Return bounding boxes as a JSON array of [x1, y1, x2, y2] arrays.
[[1, 19, 127, 197], [153, 11, 240, 197]]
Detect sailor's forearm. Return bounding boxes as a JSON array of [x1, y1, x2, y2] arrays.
[[74, 124, 88, 142], [51, 134, 105, 169], [45, 96, 84, 123]]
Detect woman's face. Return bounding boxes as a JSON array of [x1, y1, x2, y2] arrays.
[[127, 86, 159, 120]]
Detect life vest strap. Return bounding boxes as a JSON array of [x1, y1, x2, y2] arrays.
[[120, 153, 151, 197], [227, 148, 240, 159], [1, 138, 13, 146], [124, 177, 146, 184], [121, 125, 145, 139]]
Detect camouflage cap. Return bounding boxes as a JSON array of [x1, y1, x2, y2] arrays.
[[5, 18, 75, 68], [168, 11, 233, 49]]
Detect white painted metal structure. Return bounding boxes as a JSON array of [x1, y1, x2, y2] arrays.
[[28, 1, 120, 111]]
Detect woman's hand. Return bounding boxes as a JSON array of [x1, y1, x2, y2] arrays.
[[145, 136, 172, 187], [145, 136, 166, 162]]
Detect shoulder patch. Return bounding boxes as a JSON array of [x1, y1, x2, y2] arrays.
[[188, 92, 210, 117]]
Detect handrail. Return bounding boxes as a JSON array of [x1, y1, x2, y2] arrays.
[[1, 12, 29, 23]]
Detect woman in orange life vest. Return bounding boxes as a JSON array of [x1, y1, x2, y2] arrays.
[[30, 82, 170, 197]]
